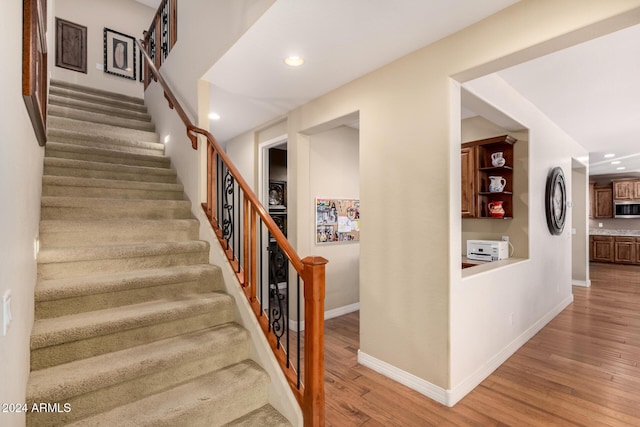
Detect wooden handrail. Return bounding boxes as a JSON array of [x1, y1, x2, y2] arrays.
[[137, 35, 326, 426]]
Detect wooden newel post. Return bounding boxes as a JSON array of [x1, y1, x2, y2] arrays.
[[301, 256, 328, 427]]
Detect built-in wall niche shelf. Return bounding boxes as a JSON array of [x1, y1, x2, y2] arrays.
[[461, 135, 517, 219]]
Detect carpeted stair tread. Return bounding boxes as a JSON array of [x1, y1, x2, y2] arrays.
[[224, 405, 292, 427], [39, 218, 199, 247], [50, 79, 144, 108], [30, 292, 233, 350], [66, 361, 270, 427], [42, 176, 183, 200], [27, 323, 249, 403], [47, 128, 164, 155], [41, 196, 192, 220], [49, 116, 159, 143], [38, 240, 208, 263], [35, 264, 221, 302], [49, 105, 156, 132], [45, 141, 169, 167], [43, 175, 182, 192], [44, 157, 176, 179], [49, 94, 152, 121]]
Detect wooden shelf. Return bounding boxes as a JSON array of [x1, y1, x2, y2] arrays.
[[461, 135, 517, 219]]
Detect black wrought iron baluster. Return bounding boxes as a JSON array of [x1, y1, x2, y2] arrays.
[[268, 242, 289, 348], [235, 182, 241, 273], [160, 0, 169, 61], [149, 27, 156, 62], [222, 169, 234, 250], [259, 218, 263, 315], [286, 266, 290, 368], [217, 156, 223, 227]]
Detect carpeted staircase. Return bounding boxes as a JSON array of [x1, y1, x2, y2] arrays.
[[25, 80, 291, 427]]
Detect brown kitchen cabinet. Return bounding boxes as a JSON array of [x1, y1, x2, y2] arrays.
[[613, 179, 635, 200], [593, 185, 613, 218], [461, 135, 516, 219], [589, 182, 595, 219], [590, 235, 640, 264], [635, 181, 640, 199], [591, 235, 614, 263], [614, 237, 636, 264], [461, 146, 475, 218]]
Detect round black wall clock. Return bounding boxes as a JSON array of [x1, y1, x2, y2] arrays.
[[545, 166, 567, 235]]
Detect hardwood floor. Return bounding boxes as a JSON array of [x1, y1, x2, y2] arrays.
[[315, 263, 640, 426]]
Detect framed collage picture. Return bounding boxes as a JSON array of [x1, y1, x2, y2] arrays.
[[316, 198, 360, 244]]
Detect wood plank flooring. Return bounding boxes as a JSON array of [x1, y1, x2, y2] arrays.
[[313, 263, 640, 426]]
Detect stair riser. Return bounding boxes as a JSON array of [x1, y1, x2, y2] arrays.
[[44, 165, 177, 184], [27, 340, 251, 426], [49, 105, 155, 133], [41, 205, 192, 221], [40, 224, 199, 248], [49, 95, 151, 122], [36, 276, 222, 319], [42, 185, 184, 200], [49, 117, 159, 144], [49, 85, 146, 112], [45, 148, 169, 169], [47, 130, 164, 156], [38, 250, 209, 281]]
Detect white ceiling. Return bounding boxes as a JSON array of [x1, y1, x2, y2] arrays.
[[497, 23, 640, 176], [202, 0, 520, 142], [138, 0, 640, 176]]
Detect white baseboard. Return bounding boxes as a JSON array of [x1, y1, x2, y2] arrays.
[[357, 294, 574, 407], [357, 350, 449, 405], [572, 279, 591, 287], [289, 302, 360, 332]]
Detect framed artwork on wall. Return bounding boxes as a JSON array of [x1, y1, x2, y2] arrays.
[[103, 28, 136, 80], [55, 18, 87, 73]]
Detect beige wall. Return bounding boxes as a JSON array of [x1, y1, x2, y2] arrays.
[[450, 73, 589, 402], [572, 164, 589, 284], [0, 1, 47, 425], [308, 126, 360, 312], [53, 0, 155, 97], [281, 0, 640, 397]]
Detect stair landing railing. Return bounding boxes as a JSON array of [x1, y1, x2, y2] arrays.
[[137, 37, 327, 426]]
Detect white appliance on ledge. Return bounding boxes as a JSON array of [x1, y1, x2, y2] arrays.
[[467, 240, 509, 262]]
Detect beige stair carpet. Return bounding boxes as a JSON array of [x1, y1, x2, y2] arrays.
[[25, 80, 291, 427]]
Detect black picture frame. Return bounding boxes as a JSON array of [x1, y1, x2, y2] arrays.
[[55, 17, 87, 73], [545, 166, 567, 235], [268, 181, 286, 209], [103, 28, 136, 80]]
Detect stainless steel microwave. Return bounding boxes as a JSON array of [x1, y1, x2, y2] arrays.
[[614, 201, 640, 218]]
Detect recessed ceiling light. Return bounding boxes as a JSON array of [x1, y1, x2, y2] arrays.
[[617, 166, 626, 170], [604, 153, 615, 158], [611, 161, 621, 165], [209, 112, 221, 120], [284, 56, 304, 67]]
